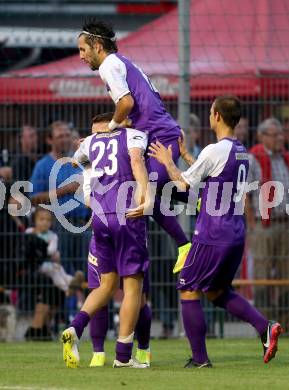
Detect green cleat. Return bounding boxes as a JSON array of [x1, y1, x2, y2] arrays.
[[62, 327, 80, 368], [135, 348, 151, 367], [173, 243, 192, 274], [89, 352, 106, 367]]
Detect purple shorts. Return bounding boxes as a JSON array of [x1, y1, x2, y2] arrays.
[[90, 213, 149, 279], [88, 234, 150, 294], [177, 241, 245, 292]]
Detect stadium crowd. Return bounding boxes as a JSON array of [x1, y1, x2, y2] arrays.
[[1, 113, 289, 344]]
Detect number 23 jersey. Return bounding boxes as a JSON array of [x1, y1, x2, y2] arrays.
[[74, 128, 147, 214]]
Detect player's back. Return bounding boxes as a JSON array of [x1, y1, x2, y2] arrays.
[[195, 138, 249, 246], [87, 129, 136, 215], [99, 53, 180, 142]]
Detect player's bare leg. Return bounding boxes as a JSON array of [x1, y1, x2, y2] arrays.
[[114, 273, 148, 368], [62, 272, 118, 368]]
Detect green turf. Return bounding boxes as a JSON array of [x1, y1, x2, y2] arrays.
[[0, 338, 289, 390]]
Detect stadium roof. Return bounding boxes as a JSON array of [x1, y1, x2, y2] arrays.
[[1, 0, 289, 102]]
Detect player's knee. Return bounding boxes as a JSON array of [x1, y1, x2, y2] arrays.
[[100, 273, 118, 295], [180, 290, 201, 300], [207, 289, 225, 304]]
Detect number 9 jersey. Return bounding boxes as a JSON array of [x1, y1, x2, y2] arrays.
[[181, 138, 249, 245], [73, 128, 147, 215]]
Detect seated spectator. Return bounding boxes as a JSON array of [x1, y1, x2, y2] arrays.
[[25, 207, 85, 294]]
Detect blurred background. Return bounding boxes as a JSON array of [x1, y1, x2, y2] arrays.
[[1, 0, 289, 342]]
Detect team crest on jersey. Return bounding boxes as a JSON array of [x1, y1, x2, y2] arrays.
[[179, 278, 186, 285], [88, 253, 98, 267]]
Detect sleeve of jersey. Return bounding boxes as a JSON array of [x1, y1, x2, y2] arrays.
[[99, 59, 130, 104], [126, 129, 148, 152], [82, 166, 92, 206], [181, 145, 215, 188], [73, 137, 90, 165]]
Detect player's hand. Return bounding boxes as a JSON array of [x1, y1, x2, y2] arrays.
[[148, 141, 173, 166], [178, 129, 188, 158], [126, 203, 147, 218], [126, 196, 152, 218]]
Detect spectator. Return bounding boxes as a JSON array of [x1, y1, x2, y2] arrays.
[[234, 117, 249, 147], [282, 117, 289, 150], [12, 125, 38, 182], [70, 129, 81, 154], [25, 207, 85, 294], [246, 118, 289, 314], [29, 120, 90, 274], [187, 113, 202, 159], [0, 149, 12, 183]]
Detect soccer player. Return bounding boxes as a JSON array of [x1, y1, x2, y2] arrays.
[[148, 95, 282, 367], [81, 114, 151, 367], [62, 114, 150, 368], [78, 19, 191, 266], [88, 236, 151, 367]]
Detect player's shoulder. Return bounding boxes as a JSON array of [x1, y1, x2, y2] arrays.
[[199, 140, 235, 167], [99, 53, 126, 74], [205, 139, 234, 156], [126, 128, 147, 139], [83, 133, 95, 145]]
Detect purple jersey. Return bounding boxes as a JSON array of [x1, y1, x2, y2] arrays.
[[98, 53, 181, 142], [73, 128, 147, 214], [182, 138, 249, 245]]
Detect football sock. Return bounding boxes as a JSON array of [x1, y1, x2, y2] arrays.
[[213, 289, 269, 336], [153, 197, 189, 247], [181, 299, 209, 364], [70, 310, 90, 339], [135, 304, 152, 350], [90, 306, 109, 352], [115, 341, 133, 363]]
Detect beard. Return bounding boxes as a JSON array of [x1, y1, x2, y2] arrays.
[[90, 64, 99, 71]]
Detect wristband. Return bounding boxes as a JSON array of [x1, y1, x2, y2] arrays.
[[108, 119, 120, 131]]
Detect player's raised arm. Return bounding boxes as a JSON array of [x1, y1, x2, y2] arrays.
[[178, 130, 196, 166]]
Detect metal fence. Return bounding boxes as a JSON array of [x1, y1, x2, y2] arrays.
[[1, 81, 289, 341]]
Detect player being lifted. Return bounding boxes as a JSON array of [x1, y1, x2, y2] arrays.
[[62, 114, 151, 368], [78, 19, 191, 268], [149, 95, 282, 367]]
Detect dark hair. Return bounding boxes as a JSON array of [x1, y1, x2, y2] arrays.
[[81, 19, 117, 53], [91, 112, 114, 126], [213, 95, 242, 129], [33, 206, 53, 223]]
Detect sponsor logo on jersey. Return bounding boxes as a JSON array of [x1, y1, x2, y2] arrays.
[[235, 153, 248, 160], [88, 252, 98, 267]]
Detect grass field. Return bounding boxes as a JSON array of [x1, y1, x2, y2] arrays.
[[1, 338, 289, 390]]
